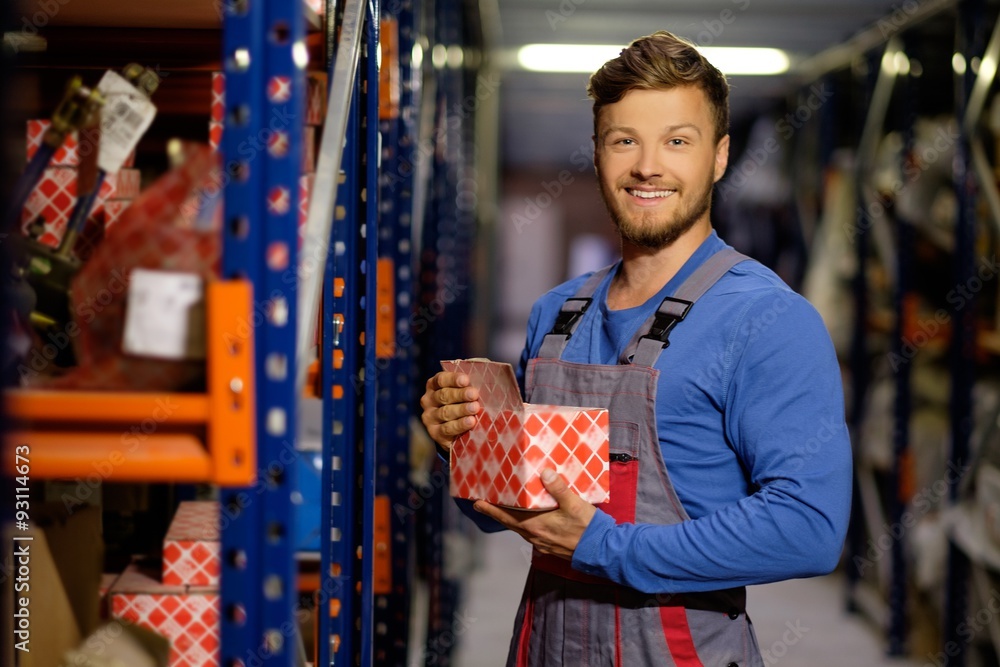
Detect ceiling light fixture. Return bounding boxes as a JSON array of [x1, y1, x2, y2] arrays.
[[516, 44, 791, 76]]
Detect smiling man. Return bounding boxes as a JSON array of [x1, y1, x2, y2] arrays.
[[421, 31, 851, 667]]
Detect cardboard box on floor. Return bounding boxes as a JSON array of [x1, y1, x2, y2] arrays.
[[441, 359, 610, 509], [2, 503, 103, 667]]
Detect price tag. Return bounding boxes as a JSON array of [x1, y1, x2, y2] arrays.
[[96, 70, 157, 174], [123, 268, 206, 360]]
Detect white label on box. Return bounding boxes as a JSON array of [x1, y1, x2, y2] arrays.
[[123, 269, 206, 360], [96, 70, 157, 174]]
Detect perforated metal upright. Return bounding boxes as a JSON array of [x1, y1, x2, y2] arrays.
[[414, 0, 480, 662], [220, 0, 305, 665], [319, 2, 380, 665], [374, 1, 421, 664]]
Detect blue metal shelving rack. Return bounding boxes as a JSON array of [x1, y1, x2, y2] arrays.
[[318, 1, 380, 665], [220, 0, 305, 664], [375, 2, 420, 664], [217, 0, 480, 663]]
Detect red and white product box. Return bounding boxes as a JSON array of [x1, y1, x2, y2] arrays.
[[299, 172, 314, 233], [27, 119, 136, 168], [105, 168, 141, 200], [27, 119, 80, 166], [21, 166, 81, 234], [441, 359, 610, 509], [109, 564, 219, 667], [100, 199, 132, 230], [302, 124, 316, 173], [22, 167, 142, 246], [163, 501, 219, 587], [211, 72, 225, 123], [306, 72, 328, 126], [208, 121, 223, 153]]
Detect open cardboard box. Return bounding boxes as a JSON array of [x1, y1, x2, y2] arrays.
[[442, 359, 610, 509]]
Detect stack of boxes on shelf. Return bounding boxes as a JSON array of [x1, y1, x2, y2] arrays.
[[108, 501, 221, 667], [23, 120, 140, 247], [208, 70, 325, 241]]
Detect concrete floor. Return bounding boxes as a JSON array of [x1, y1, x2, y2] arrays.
[[449, 530, 926, 667]]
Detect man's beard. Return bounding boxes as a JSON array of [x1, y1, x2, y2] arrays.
[[599, 173, 715, 251]]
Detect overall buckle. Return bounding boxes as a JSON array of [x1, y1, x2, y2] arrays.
[[550, 298, 592, 337], [639, 296, 692, 348]]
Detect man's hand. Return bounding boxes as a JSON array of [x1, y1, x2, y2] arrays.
[[420, 371, 481, 451], [473, 470, 597, 560]]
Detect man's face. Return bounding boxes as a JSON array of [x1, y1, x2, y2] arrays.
[[594, 86, 729, 250]]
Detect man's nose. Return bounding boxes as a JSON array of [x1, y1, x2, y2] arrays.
[[631, 147, 663, 180]]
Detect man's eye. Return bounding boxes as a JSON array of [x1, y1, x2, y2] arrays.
[[616, 138, 635, 145]]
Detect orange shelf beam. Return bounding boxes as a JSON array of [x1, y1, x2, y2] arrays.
[[5, 391, 210, 424], [3, 279, 256, 486], [4, 432, 212, 482]]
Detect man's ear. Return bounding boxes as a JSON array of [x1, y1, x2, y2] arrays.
[[714, 134, 730, 183]]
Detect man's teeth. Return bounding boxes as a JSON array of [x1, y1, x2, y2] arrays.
[[628, 189, 675, 199]]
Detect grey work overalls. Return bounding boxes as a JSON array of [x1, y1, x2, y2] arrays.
[[507, 248, 765, 667]]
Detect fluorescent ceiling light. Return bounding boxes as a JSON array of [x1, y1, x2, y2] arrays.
[[516, 44, 790, 76]]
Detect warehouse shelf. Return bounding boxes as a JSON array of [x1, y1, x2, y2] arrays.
[[3, 279, 256, 485], [17, 0, 322, 31]]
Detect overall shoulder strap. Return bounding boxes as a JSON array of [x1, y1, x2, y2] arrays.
[[623, 248, 751, 367], [537, 264, 615, 360]]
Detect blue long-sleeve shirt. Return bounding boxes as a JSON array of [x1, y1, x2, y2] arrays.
[[452, 231, 852, 594]]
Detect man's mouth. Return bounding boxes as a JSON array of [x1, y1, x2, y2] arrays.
[[625, 187, 676, 199]]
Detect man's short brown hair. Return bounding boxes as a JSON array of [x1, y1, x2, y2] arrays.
[[587, 31, 730, 142]]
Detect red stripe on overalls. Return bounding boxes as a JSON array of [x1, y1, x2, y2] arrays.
[[514, 576, 535, 667], [659, 606, 705, 667]]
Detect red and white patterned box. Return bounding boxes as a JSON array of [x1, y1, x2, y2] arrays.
[[208, 121, 223, 152], [299, 172, 314, 233], [27, 119, 81, 166], [441, 359, 610, 509], [27, 119, 135, 168], [211, 72, 225, 123], [101, 199, 132, 230], [109, 563, 219, 667], [20, 167, 141, 246], [163, 501, 219, 587], [106, 168, 141, 200], [302, 124, 316, 173], [306, 71, 327, 126]]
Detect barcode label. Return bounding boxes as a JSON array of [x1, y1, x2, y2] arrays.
[[96, 70, 157, 174], [106, 100, 146, 131]]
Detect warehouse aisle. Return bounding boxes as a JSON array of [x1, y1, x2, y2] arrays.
[[452, 530, 924, 667]]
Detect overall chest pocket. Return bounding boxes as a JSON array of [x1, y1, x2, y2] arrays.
[[598, 421, 640, 524]]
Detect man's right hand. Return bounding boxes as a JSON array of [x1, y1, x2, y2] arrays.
[[420, 371, 481, 451]]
